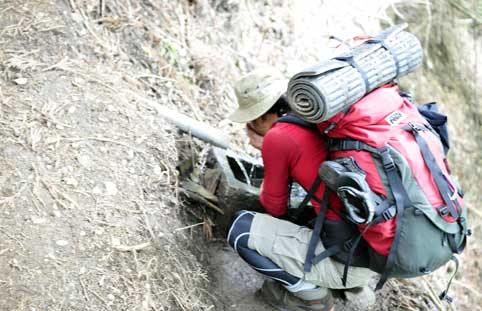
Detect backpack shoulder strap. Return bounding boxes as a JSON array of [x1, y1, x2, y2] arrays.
[[277, 114, 317, 129]]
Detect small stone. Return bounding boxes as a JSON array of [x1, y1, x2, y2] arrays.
[[153, 165, 161, 176], [104, 181, 118, 196], [56, 240, 69, 247], [78, 154, 91, 168], [107, 294, 115, 300], [31, 217, 46, 224], [92, 186, 102, 195], [106, 105, 115, 112], [64, 177, 78, 187], [79, 267, 87, 274], [94, 227, 105, 235], [13, 77, 28, 85], [53, 210, 62, 218], [79, 231, 86, 237], [126, 149, 135, 160], [111, 237, 120, 246]]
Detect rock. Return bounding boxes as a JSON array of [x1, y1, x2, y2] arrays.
[[13, 77, 28, 85], [111, 237, 121, 246], [92, 186, 102, 195], [104, 181, 118, 196], [344, 286, 377, 310], [31, 216, 46, 224], [56, 240, 69, 247], [64, 177, 78, 187], [78, 154, 91, 168]]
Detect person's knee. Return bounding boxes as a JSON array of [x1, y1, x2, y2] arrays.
[[227, 210, 255, 248]]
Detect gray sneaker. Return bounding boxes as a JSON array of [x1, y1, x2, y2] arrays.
[[259, 280, 334, 311]]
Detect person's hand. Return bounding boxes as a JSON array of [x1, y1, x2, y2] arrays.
[[246, 123, 264, 150]]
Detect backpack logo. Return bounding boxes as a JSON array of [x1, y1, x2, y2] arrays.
[[385, 111, 406, 126]]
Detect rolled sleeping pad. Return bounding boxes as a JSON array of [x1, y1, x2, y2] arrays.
[[287, 24, 423, 123]]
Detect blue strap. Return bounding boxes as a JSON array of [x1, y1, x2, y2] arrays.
[[405, 123, 460, 219]]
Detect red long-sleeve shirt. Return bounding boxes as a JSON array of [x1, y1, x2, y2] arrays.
[[259, 121, 342, 219]]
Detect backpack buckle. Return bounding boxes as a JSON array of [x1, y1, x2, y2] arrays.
[[343, 239, 354, 251], [407, 122, 423, 133], [438, 206, 449, 217], [379, 148, 396, 172], [381, 206, 396, 221], [439, 291, 454, 304]]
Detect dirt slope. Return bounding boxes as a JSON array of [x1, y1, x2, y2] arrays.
[[0, 1, 214, 310]]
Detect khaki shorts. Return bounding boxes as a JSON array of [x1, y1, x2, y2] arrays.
[[248, 213, 378, 289]]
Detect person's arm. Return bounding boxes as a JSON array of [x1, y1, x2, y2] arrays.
[[259, 128, 300, 217]]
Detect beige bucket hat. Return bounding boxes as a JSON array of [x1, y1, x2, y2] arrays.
[[229, 67, 288, 123]]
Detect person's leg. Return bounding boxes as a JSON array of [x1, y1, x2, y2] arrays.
[[227, 211, 334, 311], [227, 210, 303, 287], [247, 212, 377, 290]]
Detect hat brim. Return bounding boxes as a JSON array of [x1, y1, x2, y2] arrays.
[[229, 80, 287, 123]]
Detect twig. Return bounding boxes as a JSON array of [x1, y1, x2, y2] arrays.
[[98, 0, 105, 18], [0, 228, 26, 251], [67, 0, 77, 12], [86, 287, 110, 310], [447, 0, 482, 24], [173, 222, 204, 232], [468, 205, 482, 219], [421, 277, 446, 311], [113, 242, 151, 252], [182, 189, 224, 215], [50, 136, 145, 154], [79, 277, 90, 302]]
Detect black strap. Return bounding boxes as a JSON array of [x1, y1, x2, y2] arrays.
[[277, 114, 317, 129], [291, 175, 323, 221], [405, 123, 460, 219], [327, 139, 412, 289], [439, 256, 459, 304], [328, 138, 379, 154], [341, 222, 375, 286], [447, 216, 467, 254], [335, 55, 370, 92], [311, 244, 342, 266], [375, 146, 411, 290], [366, 38, 400, 76], [304, 189, 330, 272]]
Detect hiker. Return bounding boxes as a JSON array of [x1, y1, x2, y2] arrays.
[[226, 68, 377, 311]]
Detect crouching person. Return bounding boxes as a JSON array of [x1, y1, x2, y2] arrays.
[[226, 68, 377, 311]]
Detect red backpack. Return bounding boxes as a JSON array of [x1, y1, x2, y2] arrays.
[[284, 84, 469, 301]]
